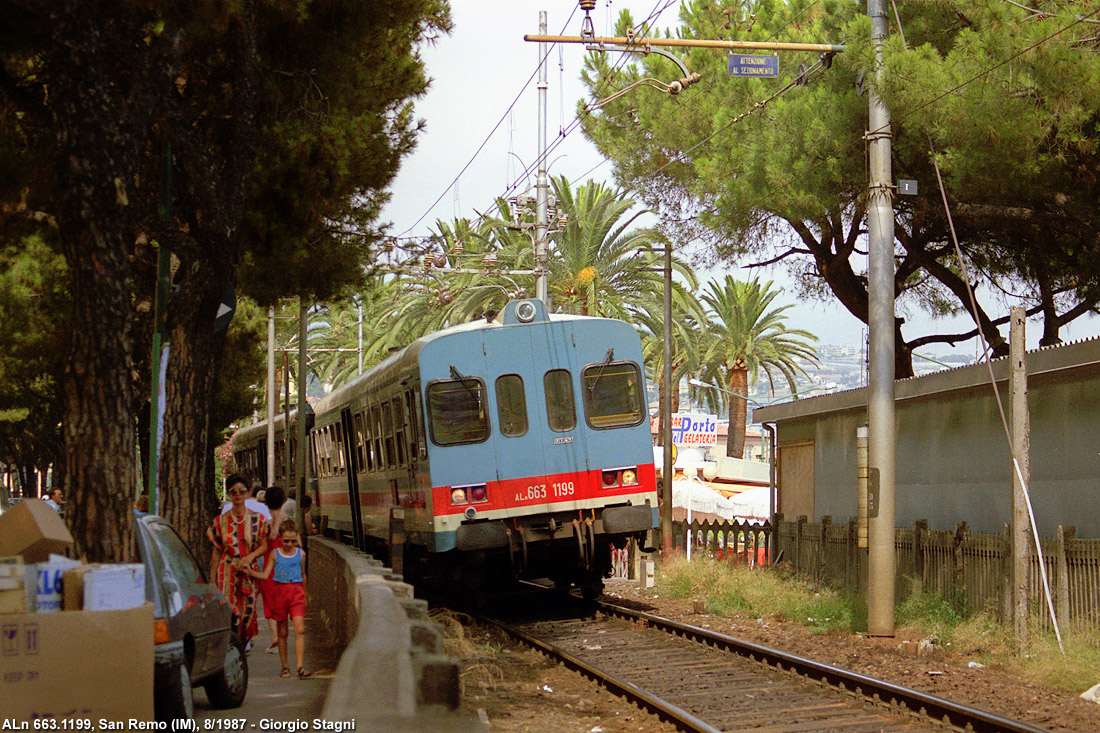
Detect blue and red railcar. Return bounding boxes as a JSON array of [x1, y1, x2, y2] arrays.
[[232, 299, 657, 594]]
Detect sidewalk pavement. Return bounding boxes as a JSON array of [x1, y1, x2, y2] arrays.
[[195, 599, 345, 723]]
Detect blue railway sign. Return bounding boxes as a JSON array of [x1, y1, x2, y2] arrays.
[[728, 54, 779, 78]]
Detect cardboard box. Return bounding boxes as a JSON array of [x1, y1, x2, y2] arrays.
[[0, 603, 154, 722], [0, 499, 73, 562], [0, 557, 26, 615], [82, 563, 145, 611], [26, 556, 82, 613], [62, 563, 99, 611]]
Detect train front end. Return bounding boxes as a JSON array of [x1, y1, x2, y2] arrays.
[[416, 299, 657, 595]]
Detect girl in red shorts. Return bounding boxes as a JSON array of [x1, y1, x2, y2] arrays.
[[248, 519, 310, 678]]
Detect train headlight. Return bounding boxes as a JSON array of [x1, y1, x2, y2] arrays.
[[469, 485, 488, 503], [621, 469, 637, 486], [450, 488, 468, 505], [515, 301, 537, 323], [601, 470, 619, 488]]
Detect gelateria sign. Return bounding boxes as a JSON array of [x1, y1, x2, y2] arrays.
[[670, 413, 719, 446]]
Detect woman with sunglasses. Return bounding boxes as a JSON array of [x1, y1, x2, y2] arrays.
[[207, 473, 270, 645]]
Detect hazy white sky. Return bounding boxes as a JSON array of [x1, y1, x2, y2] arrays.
[[380, 1, 1099, 352]]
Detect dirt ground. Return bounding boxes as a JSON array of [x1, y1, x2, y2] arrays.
[[446, 577, 1100, 732]]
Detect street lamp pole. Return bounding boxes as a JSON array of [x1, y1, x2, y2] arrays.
[[661, 243, 674, 554]]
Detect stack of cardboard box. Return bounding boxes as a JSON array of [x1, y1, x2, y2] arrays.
[[0, 498, 154, 722]]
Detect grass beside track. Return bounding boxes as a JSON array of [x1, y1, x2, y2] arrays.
[[659, 556, 1100, 694]]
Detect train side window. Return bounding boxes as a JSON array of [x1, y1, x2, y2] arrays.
[[495, 374, 529, 437], [308, 433, 319, 479], [427, 378, 490, 446], [333, 423, 345, 475], [382, 402, 396, 466], [371, 406, 385, 470], [404, 389, 422, 462], [544, 369, 576, 432], [582, 361, 647, 429], [354, 412, 369, 472], [392, 397, 407, 466], [360, 407, 378, 471]]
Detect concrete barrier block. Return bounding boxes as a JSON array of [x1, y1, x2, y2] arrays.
[[408, 620, 444, 655], [400, 597, 429, 620], [411, 651, 461, 710], [387, 580, 415, 598]]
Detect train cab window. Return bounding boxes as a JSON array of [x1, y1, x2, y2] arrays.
[[582, 361, 646, 429], [544, 369, 576, 433], [427, 378, 490, 446], [495, 374, 528, 437]]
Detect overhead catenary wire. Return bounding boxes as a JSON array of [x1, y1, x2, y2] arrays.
[[396, 1, 674, 242]]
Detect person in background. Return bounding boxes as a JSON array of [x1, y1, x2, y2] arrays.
[[299, 494, 316, 536], [133, 495, 149, 514], [281, 488, 298, 521], [246, 518, 310, 679], [220, 479, 272, 521], [258, 485, 288, 653], [207, 473, 270, 646], [43, 488, 63, 512]]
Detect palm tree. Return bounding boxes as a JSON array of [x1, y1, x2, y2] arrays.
[[546, 175, 672, 319], [698, 277, 818, 458]]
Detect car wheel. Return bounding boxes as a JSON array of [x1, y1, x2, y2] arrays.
[[203, 631, 248, 709], [156, 661, 194, 723]]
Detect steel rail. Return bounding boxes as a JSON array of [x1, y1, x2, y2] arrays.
[[597, 599, 1049, 733], [478, 613, 721, 733]]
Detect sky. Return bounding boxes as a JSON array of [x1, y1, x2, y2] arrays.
[[380, 1, 1100, 353]]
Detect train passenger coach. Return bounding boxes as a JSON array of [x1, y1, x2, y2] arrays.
[[234, 298, 658, 596]]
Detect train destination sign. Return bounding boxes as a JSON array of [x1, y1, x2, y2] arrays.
[[728, 54, 779, 78], [671, 413, 719, 447]]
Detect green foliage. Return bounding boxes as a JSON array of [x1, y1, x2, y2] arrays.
[[0, 233, 67, 480], [580, 0, 1100, 363], [660, 556, 863, 632]]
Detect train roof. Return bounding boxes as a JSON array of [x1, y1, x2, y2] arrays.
[[311, 299, 636, 418]]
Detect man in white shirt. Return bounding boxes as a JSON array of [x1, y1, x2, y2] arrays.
[[220, 480, 272, 521], [281, 488, 298, 520], [43, 488, 64, 512]]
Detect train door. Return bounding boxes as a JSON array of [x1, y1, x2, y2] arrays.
[[535, 319, 589, 494], [339, 408, 365, 550], [483, 337, 548, 491]]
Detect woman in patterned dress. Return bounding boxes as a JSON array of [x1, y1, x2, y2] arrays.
[[207, 473, 270, 643]]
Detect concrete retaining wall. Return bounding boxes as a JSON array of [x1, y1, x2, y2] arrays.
[[308, 538, 483, 731]]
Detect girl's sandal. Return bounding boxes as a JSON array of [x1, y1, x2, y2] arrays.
[[280, 667, 290, 678], [297, 668, 312, 679]]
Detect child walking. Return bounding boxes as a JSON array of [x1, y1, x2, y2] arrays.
[[247, 519, 311, 678]]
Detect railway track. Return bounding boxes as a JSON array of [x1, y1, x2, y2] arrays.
[[472, 595, 1049, 733]]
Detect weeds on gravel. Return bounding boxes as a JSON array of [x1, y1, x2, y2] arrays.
[[660, 556, 862, 632]]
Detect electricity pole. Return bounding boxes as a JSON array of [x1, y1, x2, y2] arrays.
[[866, 0, 897, 637], [534, 10, 550, 306]]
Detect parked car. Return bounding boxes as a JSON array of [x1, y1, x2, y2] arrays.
[[133, 513, 248, 721]]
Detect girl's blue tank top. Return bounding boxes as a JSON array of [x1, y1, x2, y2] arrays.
[[273, 547, 303, 583]]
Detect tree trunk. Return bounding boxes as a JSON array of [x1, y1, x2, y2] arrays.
[[50, 9, 145, 562], [725, 368, 749, 459], [159, 257, 228, 558]]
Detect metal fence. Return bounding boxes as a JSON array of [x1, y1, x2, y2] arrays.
[[672, 518, 773, 567], [774, 514, 1100, 634]]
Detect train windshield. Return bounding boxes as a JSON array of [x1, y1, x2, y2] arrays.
[[427, 378, 490, 446], [583, 361, 646, 429]]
